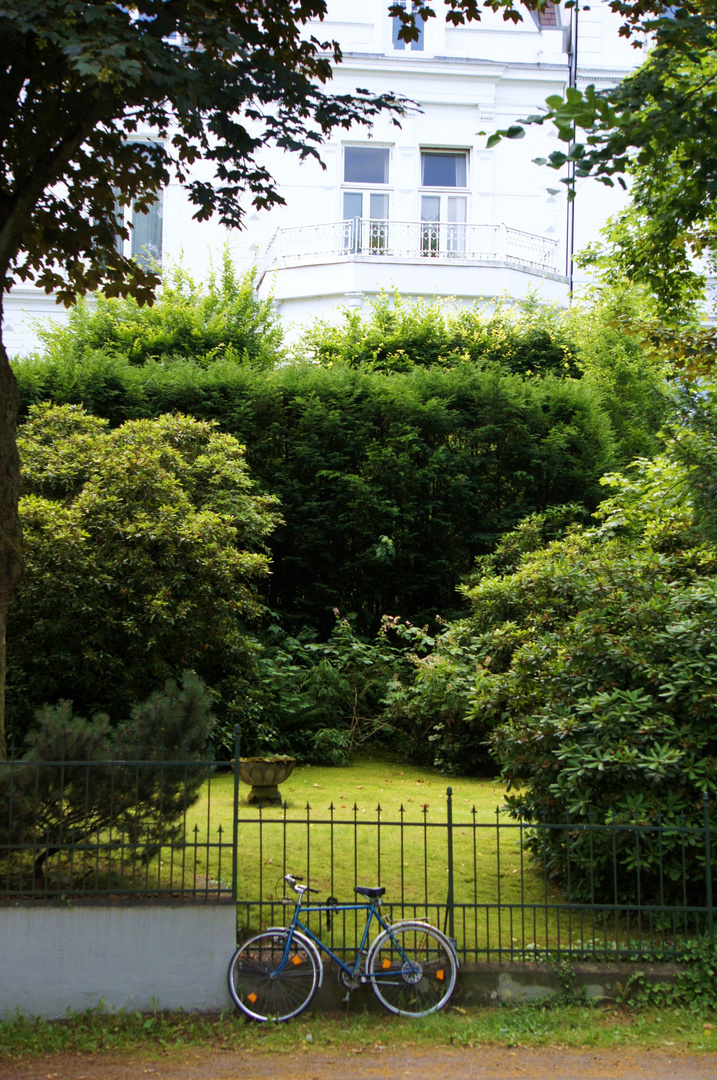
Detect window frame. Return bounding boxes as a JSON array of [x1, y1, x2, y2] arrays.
[[419, 150, 469, 191], [419, 149, 470, 258], [343, 145, 391, 186], [114, 140, 165, 267], [341, 144, 393, 256], [392, 1, 425, 52]]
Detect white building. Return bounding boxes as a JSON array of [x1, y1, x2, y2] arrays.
[[3, 1, 642, 355]]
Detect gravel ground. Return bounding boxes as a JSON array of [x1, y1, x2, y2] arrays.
[[2, 1045, 717, 1080]]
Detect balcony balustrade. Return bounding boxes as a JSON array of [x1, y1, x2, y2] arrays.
[[261, 218, 561, 277]]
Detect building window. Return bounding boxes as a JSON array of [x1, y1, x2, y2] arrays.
[[130, 196, 163, 266], [421, 151, 467, 189], [114, 143, 164, 266], [342, 146, 391, 254], [392, 1, 425, 52], [420, 151, 468, 257], [343, 192, 389, 254], [114, 193, 164, 266], [344, 146, 390, 185]]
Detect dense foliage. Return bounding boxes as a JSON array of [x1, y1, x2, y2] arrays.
[[300, 292, 672, 469], [386, 447, 717, 901], [299, 293, 582, 377], [14, 291, 670, 633], [7, 404, 278, 747], [15, 354, 613, 634], [242, 614, 432, 764], [33, 257, 284, 371], [382, 503, 591, 775]]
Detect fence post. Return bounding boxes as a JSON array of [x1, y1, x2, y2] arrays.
[[705, 791, 714, 941], [446, 786, 455, 942], [232, 724, 240, 903]]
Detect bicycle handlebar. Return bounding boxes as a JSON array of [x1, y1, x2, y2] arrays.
[[284, 873, 319, 895]]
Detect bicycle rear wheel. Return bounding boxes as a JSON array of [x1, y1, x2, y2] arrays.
[[228, 929, 321, 1022], [367, 921, 457, 1017]]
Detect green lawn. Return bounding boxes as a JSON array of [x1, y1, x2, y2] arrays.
[[182, 758, 601, 958]]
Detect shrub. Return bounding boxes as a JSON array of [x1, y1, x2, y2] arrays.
[[298, 292, 582, 377], [31, 253, 283, 370], [382, 504, 589, 775], [7, 404, 279, 746], [0, 672, 215, 892], [479, 457, 717, 901], [244, 614, 430, 763], [383, 451, 717, 903]]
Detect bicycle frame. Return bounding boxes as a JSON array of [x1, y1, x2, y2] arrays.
[[275, 897, 406, 982]]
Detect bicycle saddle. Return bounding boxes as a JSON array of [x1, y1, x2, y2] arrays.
[[354, 886, 386, 899]]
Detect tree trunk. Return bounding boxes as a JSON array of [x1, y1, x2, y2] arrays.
[[0, 309, 24, 761]]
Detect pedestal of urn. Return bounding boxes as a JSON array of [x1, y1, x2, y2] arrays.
[[238, 757, 296, 805]]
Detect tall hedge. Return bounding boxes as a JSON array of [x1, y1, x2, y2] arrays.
[[15, 354, 616, 630]]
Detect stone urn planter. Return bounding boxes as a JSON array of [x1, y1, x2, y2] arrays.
[[238, 757, 296, 805]]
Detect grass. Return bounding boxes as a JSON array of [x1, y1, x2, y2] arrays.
[[188, 755, 517, 900], [1, 1003, 716, 1061]]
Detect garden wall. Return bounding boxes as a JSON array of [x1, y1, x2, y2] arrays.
[[0, 901, 236, 1018]]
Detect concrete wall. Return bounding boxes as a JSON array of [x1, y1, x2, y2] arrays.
[[0, 901, 236, 1019], [312, 960, 680, 1013]]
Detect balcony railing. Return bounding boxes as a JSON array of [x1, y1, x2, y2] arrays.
[[262, 218, 562, 276]]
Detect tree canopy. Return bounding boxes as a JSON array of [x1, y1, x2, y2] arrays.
[[483, 3, 717, 350], [0, 1, 409, 305]]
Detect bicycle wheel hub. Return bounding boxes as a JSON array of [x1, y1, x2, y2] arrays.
[[401, 961, 424, 984]]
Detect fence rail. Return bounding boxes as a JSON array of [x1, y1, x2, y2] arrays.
[[261, 219, 562, 275]]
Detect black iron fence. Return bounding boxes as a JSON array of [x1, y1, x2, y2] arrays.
[[1, 749, 714, 965], [0, 758, 234, 900], [235, 789, 716, 963]]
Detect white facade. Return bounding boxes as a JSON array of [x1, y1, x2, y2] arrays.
[[2, 2, 642, 355]]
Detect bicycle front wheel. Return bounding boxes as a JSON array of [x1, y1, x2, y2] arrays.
[[367, 921, 457, 1017], [228, 929, 321, 1022]]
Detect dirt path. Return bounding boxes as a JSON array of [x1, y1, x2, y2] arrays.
[[3, 1046, 716, 1080]]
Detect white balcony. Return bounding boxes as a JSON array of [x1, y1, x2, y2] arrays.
[[256, 218, 568, 333], [261, 218, 563, 278]]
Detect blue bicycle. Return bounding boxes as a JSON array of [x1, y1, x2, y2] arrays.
[[228, 873, 459, 1021]]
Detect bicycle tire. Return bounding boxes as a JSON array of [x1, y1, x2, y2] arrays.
[[367, 920, 458, 1017], [228, 929, 321, 1022]]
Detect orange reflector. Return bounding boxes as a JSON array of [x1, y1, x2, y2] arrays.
[[382, 959, 391, 970], [292, 954, 303, 966], [435, 970, 445, 981], [247, 992, 258, 1004]]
